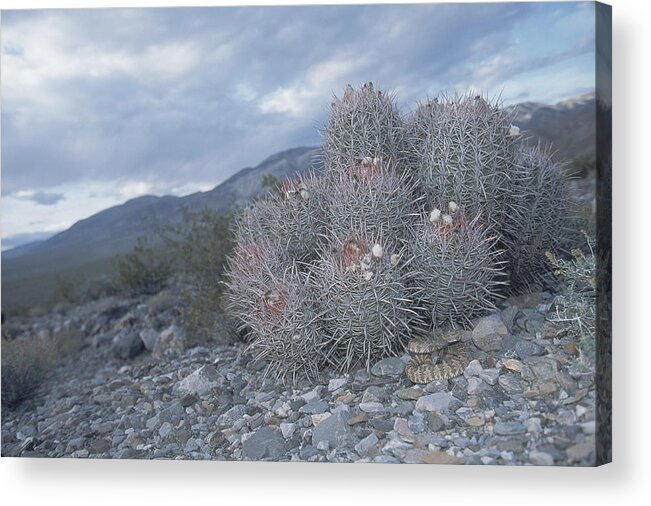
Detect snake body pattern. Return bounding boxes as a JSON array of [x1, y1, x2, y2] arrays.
[[404, 330, 468, 384]]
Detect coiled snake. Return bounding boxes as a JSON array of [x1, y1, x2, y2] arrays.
[[405, 330, 468, 384]]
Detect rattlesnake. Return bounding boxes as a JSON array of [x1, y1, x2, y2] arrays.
[[404, 330, 468, 384]]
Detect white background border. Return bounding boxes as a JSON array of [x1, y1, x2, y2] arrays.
[[1, 0, 648, 504]]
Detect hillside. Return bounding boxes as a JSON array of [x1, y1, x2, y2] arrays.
[[2, 147, 321, 311]]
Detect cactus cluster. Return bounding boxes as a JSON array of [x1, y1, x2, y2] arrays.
[[224, 83, 577, 382]]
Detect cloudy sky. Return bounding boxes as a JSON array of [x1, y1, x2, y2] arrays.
[[1, 1, 597, 250]]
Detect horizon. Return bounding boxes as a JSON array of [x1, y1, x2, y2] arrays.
[[1, 3, 598, 250]]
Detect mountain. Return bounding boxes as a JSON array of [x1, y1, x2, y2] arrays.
[[1, 146, 321, 311], [508, 92, 596, 161]]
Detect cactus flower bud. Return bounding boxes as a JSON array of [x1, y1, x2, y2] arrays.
[[448, 201, 458, 213], [363, 270, 374, 281], [390, 254, 400, 266], [442, 214, 453, 225], [509, 124, 521, 137], [429, 208, 441, 223], [372, 243, 383, 259]]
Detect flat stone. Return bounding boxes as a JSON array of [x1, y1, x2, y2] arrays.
[[158, 422, 173, 438], [515, 339, 544, 358], [354, 432, 379, 456], [523, 357, 558, 383], [467, 377, 484, 395], [494, 421, 526, 436], [347, 413, 368, 426], [472, 315, 508, 352], [419, 450, 464, 465], [566, 442, 593, 462], [300, 399, 329, 415], [427, 413, 445, 432], [416, 392, 457, 414], [529, 451, 554, 466], [311, 413, 331, 426], [217, 405, 247, 427], [394, 418, 415, 442], [312, 411, 350, 449], [178, 364, 221, 397], [328, 378, 347, 392], [396, 387, 423, 401], [241, 426, 285, 460], [279, 422, 296, 439], [359, 402, 384, 413], [502, 359, 523, 372], [478, 368, 501, 386], [498, 373, 523, 394], [371, 357, 405, 377], [464, 360, 483, 377]]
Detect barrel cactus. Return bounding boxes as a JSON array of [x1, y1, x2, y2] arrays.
[[409, 205, 507, 328], [314, 231, 422, 372], [326, 157, 421, 248], [223, 236, 286, 338], [244, 265, 326, 383], [322, 82, 408, 174], [501, 145, 577, 291], [407, 93, 518, 222], [222, 82, 578, 383]]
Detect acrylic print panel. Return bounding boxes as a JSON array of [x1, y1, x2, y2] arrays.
[[1, 1, 611, 466]]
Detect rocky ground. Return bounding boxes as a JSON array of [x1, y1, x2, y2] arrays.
[[1, 290, 596, 465]]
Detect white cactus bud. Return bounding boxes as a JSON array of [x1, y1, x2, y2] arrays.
[[363, 270, 374, 281], [448, 201, 458, 213], [429, 208, 441, 223], [509, 124, 521, 137], [372, 243, 383, 259], [362, 156, 373, 165], [300, 189, 309, 200], [390, 254, 400, 266], [442, 214, 453, 225]]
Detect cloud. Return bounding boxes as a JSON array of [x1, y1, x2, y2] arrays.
[[15, 190, 66, 206], [1, 3, 597, 238]]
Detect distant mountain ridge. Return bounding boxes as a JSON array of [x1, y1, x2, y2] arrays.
[[2, 146, 321, 309], [2, 93, 597, 310], [508, 92, 596, 161]]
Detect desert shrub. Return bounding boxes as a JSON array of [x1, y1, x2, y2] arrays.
[[546, 232, 596, 365], [1, 334, 57, 408], [567, 154, 596, 178], [111, 237, 172, 297], [161, 208, 234, 345], [223, 83, 576, 382]]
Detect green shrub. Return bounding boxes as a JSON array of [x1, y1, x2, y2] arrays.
[[111, 237, 172, 297], [162, 208, 234, 345]]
